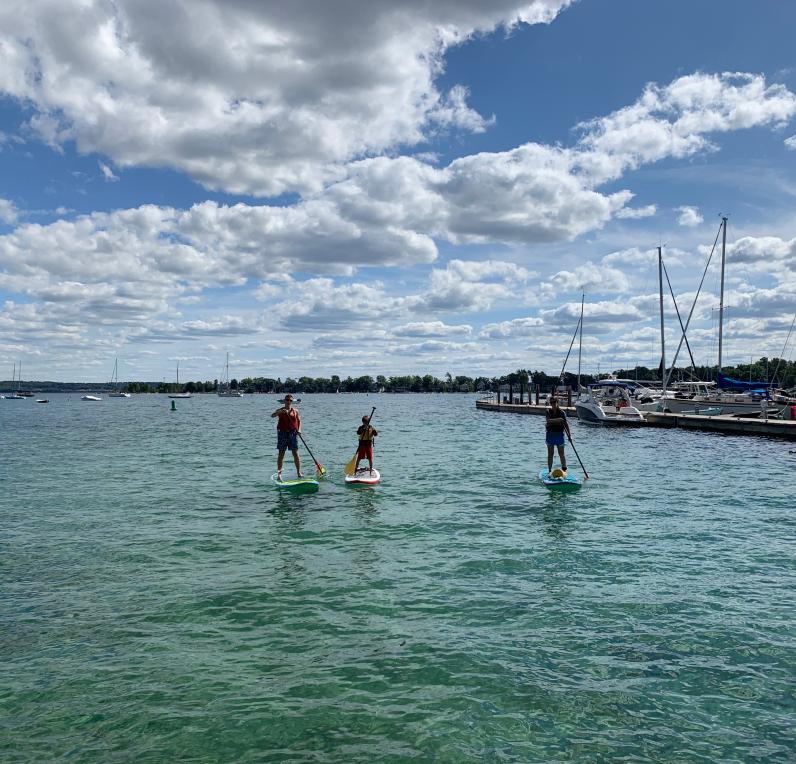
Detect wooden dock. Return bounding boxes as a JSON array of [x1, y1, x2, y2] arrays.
[[475, 399, 796, 439], [475, 399, 575, 416], [643, 411, 796, 440]]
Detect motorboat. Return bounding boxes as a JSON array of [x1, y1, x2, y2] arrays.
[[575, 381, 647, 425], [81, 395, 102, 401], [36, 399, 49, 404]]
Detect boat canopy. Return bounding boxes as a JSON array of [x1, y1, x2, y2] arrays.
[[717, 373, 774, 391], [588, 380, 636, 390]]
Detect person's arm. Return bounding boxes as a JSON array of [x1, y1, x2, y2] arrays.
[[271, 407, 285, 418], [562, 411, 571, 437]]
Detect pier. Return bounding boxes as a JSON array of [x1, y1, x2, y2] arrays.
[[643, 411, 796, 440], [475, 399, 575, 416], [475, 399, 796, 440]]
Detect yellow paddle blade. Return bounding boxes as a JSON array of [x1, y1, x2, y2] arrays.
[[344, 453, 358, 475]]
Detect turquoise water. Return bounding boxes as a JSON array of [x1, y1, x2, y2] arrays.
[[2, 393, 794, 762]]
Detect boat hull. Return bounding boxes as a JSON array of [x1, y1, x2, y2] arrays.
[[575, 402, 646, 426]]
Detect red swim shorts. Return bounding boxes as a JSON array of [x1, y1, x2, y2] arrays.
[[357, 442, 373, 460]]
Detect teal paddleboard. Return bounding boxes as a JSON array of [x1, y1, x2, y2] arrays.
[[539, 469, 582, 489], [271, 473, 320, 493]]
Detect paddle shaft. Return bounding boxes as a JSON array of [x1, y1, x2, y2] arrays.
[[566, 431, 589, 479], [296, 430, 326, 473]]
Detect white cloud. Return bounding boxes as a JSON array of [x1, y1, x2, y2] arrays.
[[0, 0, 572, 196], [421, 259, 529, 311], [676, 205, 703, 227], [545, 262, 632, 294], [785, 135, 796, 150], [0, 198, 18, 224], [98, 161, 119, 182], [129, 316, 261, 342], [274, 278, 417, 331], [575, 72, 796, 183], [615, 204, 656, 219], [393, 321, 472, 337], [480, 316, 544, 338]]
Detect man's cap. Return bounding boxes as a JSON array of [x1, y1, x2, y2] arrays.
[[284, 394, 294, 400]]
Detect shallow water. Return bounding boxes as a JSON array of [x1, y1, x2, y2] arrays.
[[2, 393, 794, 762]]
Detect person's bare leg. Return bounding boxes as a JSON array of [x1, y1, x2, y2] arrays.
[[557, 445, 567, 471], [292, 448, 303, 477], [547, 445, 554, 471], [277, 449, 286, 479]]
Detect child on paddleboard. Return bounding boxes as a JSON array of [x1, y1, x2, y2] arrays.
[[354, 414, 378, 474], [545, 396, 570, 476], [271, 394, 303, 480]]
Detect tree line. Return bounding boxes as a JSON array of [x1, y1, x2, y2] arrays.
[[3, 357, 794, 393]]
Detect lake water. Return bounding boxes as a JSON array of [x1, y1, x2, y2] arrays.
[[2, 393, 794, 762]]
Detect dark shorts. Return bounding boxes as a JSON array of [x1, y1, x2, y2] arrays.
[[357, 442, 373, 460], [278, 430, 299, 451], [546, 431, 565, 447]]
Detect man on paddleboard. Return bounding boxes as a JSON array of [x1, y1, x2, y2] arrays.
[[545, 396, 570, 475], [354, 414, 378, 474], [271, 394, 303, 480]]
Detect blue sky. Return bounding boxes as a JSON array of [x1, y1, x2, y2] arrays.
[[1, 0, 795, 383]]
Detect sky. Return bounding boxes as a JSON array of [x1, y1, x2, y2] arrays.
[[1, 0, 795, 383]]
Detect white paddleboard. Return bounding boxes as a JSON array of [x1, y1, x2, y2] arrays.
[[345, 468, 381, 485]]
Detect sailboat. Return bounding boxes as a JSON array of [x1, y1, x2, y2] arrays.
[[108, 357, 131, 397], [217, 352, 243, 397], [169, 361, 192, 399], [5, 362, 25, 399], [639, 221, 778, 415]]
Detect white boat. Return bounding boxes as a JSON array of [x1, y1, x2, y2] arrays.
[[82, 395, 102, 401], [575, 381, 647, 425], [108, 357, 131, 397], [217, 352, 243, 397], [168, 361, 192, 399]]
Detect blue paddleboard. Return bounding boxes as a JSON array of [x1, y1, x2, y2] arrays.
[[539, 469, 582, 489], [271, 473, 320, 494]]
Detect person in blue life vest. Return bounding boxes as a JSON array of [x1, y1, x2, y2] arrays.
[[545, 395, 570, 475], [271, 394, 303, 480]]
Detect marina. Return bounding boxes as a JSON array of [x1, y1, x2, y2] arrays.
[[476, 397, 796, 439]]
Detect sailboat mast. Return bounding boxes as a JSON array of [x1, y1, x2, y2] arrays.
[[658, 246, 666, 399], [717, 216, 727, 373], [577, 292, 584, 392]]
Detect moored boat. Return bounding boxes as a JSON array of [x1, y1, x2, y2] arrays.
[[575, 381, 647, 425]]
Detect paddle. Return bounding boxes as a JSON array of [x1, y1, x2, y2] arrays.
[[297, 431, 327, 477], [345, 407, 376, 475], [566, 431, 589, 480]]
